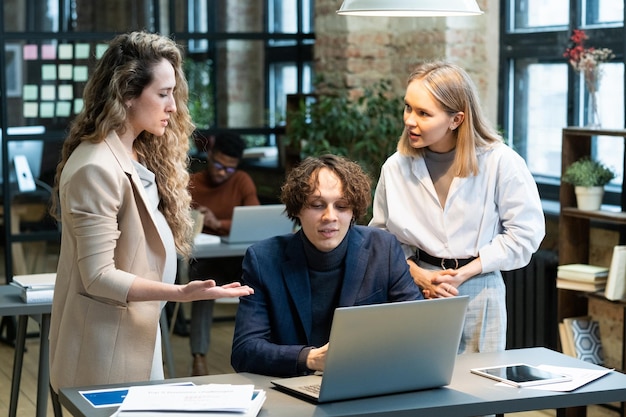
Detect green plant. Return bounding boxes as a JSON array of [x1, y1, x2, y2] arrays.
[[284, 80, 404, 222], [184, 58, 214, 131], [563, 157, 615, 187]]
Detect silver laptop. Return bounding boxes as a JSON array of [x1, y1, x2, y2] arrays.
[[271, 296, 469, 403], [221, 204, 294, 243]]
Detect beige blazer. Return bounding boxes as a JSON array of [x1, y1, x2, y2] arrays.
[[49, 132, 166, 392]]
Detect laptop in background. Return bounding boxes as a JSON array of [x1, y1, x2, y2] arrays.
[[221, 204, 294, 244], [271, 296, 469, 403]]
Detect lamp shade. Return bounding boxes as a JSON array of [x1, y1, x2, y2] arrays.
[[337, 0, 484, 16]]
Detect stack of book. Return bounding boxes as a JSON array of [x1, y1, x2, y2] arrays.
[[10, 273, 56, 303], [556, 264, 608, 292]]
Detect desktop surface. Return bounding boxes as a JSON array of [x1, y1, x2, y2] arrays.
[[60, 347, 626, 417], [0, 285, 53, 417]]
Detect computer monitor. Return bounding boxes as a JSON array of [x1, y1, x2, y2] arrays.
[[0, 140, 44, 193], [0, 127, 45, 193]]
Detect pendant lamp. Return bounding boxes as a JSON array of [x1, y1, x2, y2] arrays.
[[337, 0, 484, 16]]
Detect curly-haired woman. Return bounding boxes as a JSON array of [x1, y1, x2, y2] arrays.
[[49, 31, 252, 392]]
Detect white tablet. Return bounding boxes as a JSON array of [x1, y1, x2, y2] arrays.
[[470, 363, 572, 387]]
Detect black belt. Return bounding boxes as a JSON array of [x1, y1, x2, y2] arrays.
[[416, 249, 476, 270]]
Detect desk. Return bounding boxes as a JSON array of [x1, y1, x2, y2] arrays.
[[0, 285, 175, 417], [0, 285, 51, 417], [59, 347, 626, 417]]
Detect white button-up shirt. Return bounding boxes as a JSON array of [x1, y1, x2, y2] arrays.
[[370, 143, 545, 273]]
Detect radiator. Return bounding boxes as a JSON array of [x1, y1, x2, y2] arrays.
[[502, 249, 559, 350]]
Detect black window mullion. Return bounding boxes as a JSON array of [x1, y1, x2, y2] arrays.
[[500, 0, 626, 205]]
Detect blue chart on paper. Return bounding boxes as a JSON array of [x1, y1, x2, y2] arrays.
[[81, 388, 129, 407]]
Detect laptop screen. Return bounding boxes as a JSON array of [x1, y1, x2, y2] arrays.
[[222, 204, 294, 243], [272, 296, 469, 403]]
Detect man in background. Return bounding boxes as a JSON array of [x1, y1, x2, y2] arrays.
[[188, 132, 260, 375]]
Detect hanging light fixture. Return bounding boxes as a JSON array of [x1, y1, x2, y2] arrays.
[[337, 0, 484, 16]]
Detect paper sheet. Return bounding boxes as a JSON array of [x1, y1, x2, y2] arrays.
[[116, 384, 254, 413], [112, 389, 266, 417]]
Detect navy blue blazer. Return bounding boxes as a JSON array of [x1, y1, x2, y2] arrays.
[[231, 225, 423, 376]]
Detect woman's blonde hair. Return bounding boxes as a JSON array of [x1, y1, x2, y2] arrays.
[[397, 61, 502, 177], [50, 31, 194, 257]]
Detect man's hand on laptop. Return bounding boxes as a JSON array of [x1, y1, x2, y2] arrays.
[[306, 343, 329, 372]]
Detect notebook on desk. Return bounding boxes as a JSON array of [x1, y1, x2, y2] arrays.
[[221, 204, 294, 244], [271, 296, 469, 403]]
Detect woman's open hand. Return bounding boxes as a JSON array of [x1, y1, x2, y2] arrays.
[[181, 280, 254, 302]]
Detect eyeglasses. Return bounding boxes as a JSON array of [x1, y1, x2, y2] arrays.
[[211, 161, 237, 174]]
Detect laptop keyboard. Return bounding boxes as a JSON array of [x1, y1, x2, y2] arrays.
[[301, 384, 321, 394]]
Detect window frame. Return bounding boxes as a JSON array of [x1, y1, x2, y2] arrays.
[[498, 0, 626, 206], [168, 1, 314, 164], [0, 0, 314, 279]]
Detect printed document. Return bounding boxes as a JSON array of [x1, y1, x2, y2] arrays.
[[113, 384, 262, 415]]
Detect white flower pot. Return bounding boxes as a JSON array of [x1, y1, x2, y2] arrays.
[[574, 186, 604, 211]]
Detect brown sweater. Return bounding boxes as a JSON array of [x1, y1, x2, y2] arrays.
[[188, 169, 260, 236]]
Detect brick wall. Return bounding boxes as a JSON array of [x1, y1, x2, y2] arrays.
[[314, 0, 498, 121], [216, 1, 265, 128]]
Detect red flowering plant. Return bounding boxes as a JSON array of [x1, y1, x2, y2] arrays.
[[564, 29, 614, 95]]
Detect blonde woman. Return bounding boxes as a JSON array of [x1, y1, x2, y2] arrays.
[[370, 61, 544, 354], [49, 31, 252, 392]]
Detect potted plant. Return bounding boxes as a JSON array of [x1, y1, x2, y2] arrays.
[[562, 157, 616, 210]]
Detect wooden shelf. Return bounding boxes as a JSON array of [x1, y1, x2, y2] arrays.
[[559, 125, 626, 302], [562, 127, 626, 137], [561, 207, 626, 223], [559, 127, 626, 417]]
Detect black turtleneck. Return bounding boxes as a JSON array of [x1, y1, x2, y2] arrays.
[[301, 230, 349, 346], [296, 229, 350, 373]]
